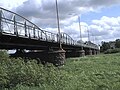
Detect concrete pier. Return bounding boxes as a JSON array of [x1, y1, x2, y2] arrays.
[[79, 50, 85, 57], [88, 49, 92, 55], [48, 49, 66, 66], [65, 49, 85, 58], [92, 49, 97, 55]]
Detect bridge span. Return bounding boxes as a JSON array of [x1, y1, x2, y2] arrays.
[[0, 7, 99, 66]]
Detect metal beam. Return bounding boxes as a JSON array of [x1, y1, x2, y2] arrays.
[[33, 26, 35, 38], [78, 16, 82, 41], [24, 21, 27, 36], [13, 15, 18, 36]]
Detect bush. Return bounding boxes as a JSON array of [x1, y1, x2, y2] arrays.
[[0, 51, 70, 89], [104, 48, 120, 54]]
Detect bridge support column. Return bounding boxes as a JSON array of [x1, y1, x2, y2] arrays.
[[65, 49, 85, 58], [88, 49, 92, 55], [92, 49, 96, 55], [79, 50, 85, 57], [48, 49, 66, 66]]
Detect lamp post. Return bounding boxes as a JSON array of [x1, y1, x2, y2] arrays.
[[82, 25, 90, 42], [87, 26, 90, 42], [80, 25, 90, 42], [78, 16, 84, 51], [55, 0, 62, 49], [78, 16, 82, 41], [91, 33, 95, 44]]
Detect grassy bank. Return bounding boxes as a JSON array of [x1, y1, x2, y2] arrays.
[[0, 51, 120, 90]]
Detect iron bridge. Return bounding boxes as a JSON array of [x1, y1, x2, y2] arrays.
[[0, 7, 99, 51]]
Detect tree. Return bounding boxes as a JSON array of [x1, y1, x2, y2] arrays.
[[100, 41, 110, 52], [115, 39, 120, 48]]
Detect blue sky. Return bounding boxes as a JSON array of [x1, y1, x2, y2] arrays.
[[82, 5, 120, 24], [0, 0, 120, 45]]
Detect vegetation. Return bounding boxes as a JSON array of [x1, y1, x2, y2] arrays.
[[100, 39, 120, 53], [115, 39, 120, 48], [0, 51, 120, 90], [100, 41, 110, 52], [104, 48, 120, 54]]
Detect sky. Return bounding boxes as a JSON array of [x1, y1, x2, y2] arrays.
[[0, 0, 120, 45]]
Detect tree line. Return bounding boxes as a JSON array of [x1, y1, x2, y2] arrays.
[[100, 39, 120, 52]]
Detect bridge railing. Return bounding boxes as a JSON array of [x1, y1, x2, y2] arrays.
[[60, 33, 75, 45], [0, 7, 46, 40], [0, 7, 99, 50], [0, 7, 60, 43], [60, 33, 99, 50]]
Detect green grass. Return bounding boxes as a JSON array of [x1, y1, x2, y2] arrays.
[[62, 54, 120, 90], [0, 51, 120, 90]]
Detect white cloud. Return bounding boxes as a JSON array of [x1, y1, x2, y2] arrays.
[[60, 16, 120, 44], [89, 16, 120, 44], [0, 0, 27, 9]]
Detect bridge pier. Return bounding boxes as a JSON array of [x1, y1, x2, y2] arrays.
[[85, 49, 92, 55], [65, 49, 85, 58], [48, 49, 66, 66], [92, 49, 97, 55], [76, 50, 85, 57], [89, 49, 92, 55], [79, 47, 85, 57]]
